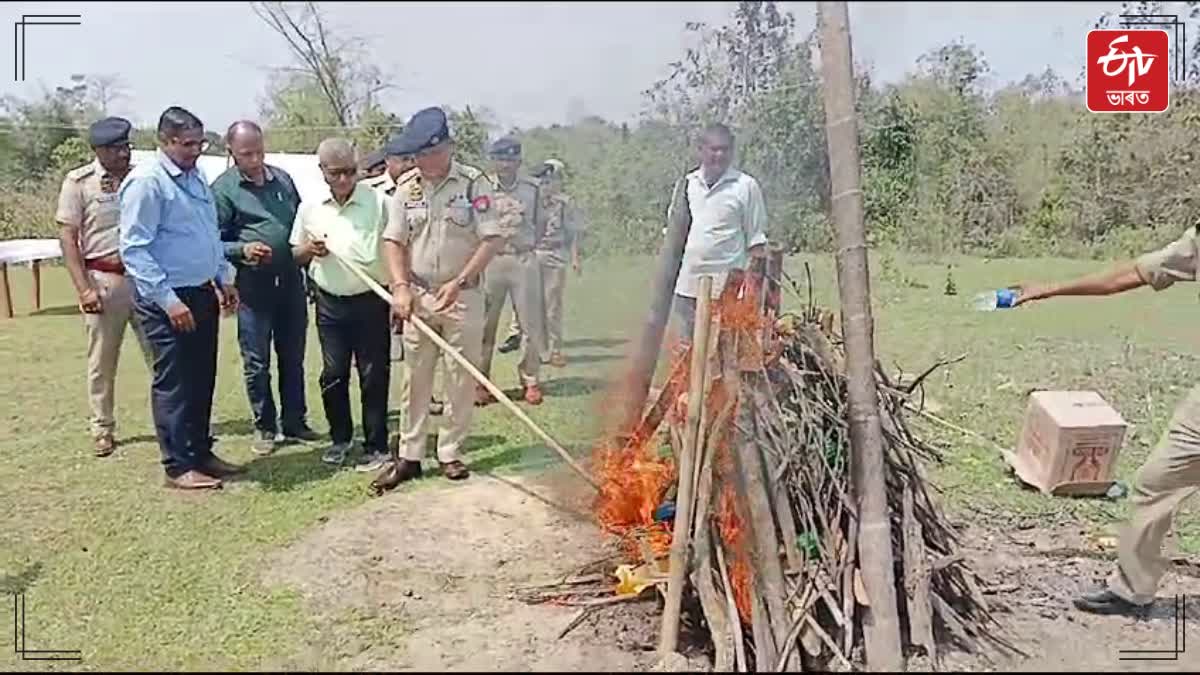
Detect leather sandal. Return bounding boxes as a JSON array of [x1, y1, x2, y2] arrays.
[[440, 460, 470, 481]]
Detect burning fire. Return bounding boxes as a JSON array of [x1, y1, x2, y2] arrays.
[[591, 273, 767, 617]]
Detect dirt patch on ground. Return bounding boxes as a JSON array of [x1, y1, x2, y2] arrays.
[[261, 466, 1198, 672], [260, 465, 665, 672]]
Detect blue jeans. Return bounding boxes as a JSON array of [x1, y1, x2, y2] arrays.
[[236, 268, 309, 434]]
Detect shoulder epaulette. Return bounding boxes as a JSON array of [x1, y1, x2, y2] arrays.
[[65, 163, 96, 182]]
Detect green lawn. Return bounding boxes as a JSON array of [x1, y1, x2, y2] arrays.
[[1, 251, 1196, 670]]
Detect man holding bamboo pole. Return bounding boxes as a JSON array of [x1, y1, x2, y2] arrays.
[[378, 106, 519, 485]]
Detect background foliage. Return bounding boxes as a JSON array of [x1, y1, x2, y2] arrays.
[[3, 1, 1198, 260]]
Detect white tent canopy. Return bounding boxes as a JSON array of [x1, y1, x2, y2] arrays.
[[130, 150, 330, 203]]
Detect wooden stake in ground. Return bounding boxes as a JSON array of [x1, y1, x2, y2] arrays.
[[817, 1, 905, 670], [658, 274, 714, 657]]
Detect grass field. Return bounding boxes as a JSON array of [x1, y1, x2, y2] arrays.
[[1, 251, 1198, 670]]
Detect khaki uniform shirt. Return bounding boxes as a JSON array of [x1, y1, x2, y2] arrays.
[[54, 160, 129, 259], [536, 192, 584, 253], [494, 174, 541, 253], [1136, 227, 1200, 290], [382, 160, 519, 288], [361, 171, 396, 196]]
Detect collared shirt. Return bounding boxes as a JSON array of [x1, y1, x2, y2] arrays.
[[1135, 226, 1200, 290], [360, 171, 396, 196], [119, 150, 234, 310], [290, 182, 390, 297], [495, 174, 540, 252], [213, 163, 301, 271], [671, 166, 768, 299], [383, 160, 516, 287], [55, 159, 132, 259]]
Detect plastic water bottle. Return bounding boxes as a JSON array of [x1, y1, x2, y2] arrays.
[[973, 288, 1017, 311]]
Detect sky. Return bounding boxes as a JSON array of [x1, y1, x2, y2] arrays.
[[1, 1, 1140, 134]]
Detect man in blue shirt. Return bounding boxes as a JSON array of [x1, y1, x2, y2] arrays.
[[120, 106, 243, 490]]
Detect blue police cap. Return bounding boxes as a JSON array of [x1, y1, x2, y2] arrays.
[[391, 107, 450, 156], [489, 136, 521, 160], [361, 148, 387, 169], [88, 117, 132, 148]]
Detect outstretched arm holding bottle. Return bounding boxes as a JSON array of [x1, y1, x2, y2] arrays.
[[1006, 225, 1200, 617], [1013, 227, 1200, 305]]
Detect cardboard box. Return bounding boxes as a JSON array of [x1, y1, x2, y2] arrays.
[[1010, 391, 1128, 497]]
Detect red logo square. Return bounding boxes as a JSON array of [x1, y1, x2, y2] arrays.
[[1087, 29, 1170, 113]]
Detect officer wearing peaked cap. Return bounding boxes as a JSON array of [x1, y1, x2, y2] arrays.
[[359, 136, 445, 418], [477, 136, 547, 408], [55, 116, 153, 457], [374, 106, 521, 491], [359, 148, 387, 180]]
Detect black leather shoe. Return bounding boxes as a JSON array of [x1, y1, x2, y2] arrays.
[[282, 424, 322, 442], [1073, 588, 1149, 616], [498, 334, 521, 353]]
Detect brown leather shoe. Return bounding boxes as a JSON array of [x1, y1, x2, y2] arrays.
[[94, 434, 115, 458], [440, 460, 470, 481], [475, 385, 497, 407], [199, 455, 245, 478], [550, 352, 568, 368], [523, 384, 544, 405], [164, 470, 223, 490], [369, 459, 424, 496]]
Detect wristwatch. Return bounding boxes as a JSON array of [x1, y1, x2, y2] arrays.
[[456, 276, 469, 290]]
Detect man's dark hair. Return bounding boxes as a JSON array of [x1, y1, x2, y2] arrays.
[[225, 120, 263, 145], [157, 106, 203, 140], [698, 123, 735, 147]]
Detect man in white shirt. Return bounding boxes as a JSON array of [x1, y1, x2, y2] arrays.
[[668, 123, 769, 341]]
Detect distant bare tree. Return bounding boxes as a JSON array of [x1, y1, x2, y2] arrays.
[[87, 74, 129, 115], [250, 1, 390, 127]]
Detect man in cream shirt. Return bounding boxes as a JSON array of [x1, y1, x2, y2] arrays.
[[668, 123, 769, 341]]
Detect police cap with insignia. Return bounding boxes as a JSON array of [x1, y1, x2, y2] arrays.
[[489, 136, 522, 160], [391, 106, 451, 156], [88, 116, 132, 148], [533, 158, 566, 179]]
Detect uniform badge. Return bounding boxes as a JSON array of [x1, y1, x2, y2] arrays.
[[472, 195, 491, 212], [408, 181, 424, 201]]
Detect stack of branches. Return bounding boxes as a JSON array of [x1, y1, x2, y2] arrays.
[[653, 263, 1020, 671]]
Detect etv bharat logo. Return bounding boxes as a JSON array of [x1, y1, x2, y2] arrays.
[[1087, 29, 1170, 113]]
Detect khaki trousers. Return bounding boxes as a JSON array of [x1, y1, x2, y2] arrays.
[[538, 249, 568, 359], [481, 252, 544, 387], [400, 288, 483, 463], [507, 249, 568, 361], [1108, 383, 1200, 604], [84, 270, 152, 438]]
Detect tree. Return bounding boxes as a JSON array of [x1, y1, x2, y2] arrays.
[[251, 1, 391, 128], [87, 74, 130, 115]]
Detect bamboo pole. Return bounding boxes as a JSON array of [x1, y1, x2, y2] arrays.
[[658, 274, 714, 657], [817, 2, 904, 670], [325, 247, 598, 492], [617, 172, 693, 435]]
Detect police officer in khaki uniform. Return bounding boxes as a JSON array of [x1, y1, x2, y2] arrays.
[[378, 107, 519, 487], [359, 148, 387, 181], [359, 140, 448, 417], [503, 159, 584, 366], [477, 137, 545, 407], [1014, 229, 1200, 615], [55, 116, 152, 457]]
